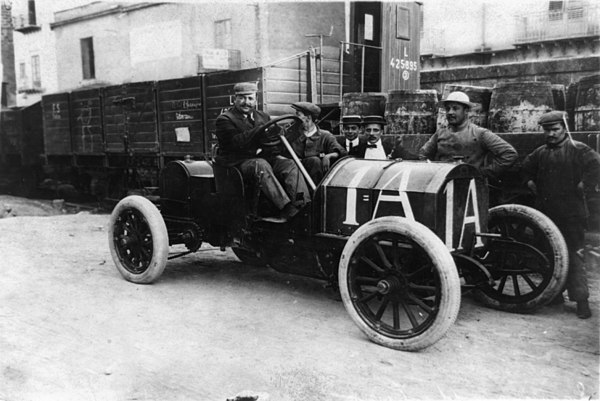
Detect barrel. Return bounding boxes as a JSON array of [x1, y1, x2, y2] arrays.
[[574, 74, 600, 132], [436, 84, 492, 130], [488, 81, 554, 133], [341, 92, 387, 117], [385, 90, 438, 135], [551, 84, 566, 111]]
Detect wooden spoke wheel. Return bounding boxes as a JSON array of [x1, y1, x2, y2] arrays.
[[108, 195, 169, 284], [473, 204, 568, 312], [339, 217, 461, 351]]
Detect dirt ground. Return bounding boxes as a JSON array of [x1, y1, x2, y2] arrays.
[[0, 196, 598, 401]]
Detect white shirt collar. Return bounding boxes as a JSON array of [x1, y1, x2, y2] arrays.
[[364, 140, 387, 160], [304, 126, 318, 138], [346, 138, 359, 148]]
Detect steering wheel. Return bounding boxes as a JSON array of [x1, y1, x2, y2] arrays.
[[255, 114, 303, 147]]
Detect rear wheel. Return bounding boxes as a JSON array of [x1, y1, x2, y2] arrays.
[[339, 216, 461, 351], [108, 195, 169, 284], [473, 204, 568, 312]]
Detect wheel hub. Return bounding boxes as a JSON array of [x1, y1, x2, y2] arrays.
[[377, 275, 404, 294]]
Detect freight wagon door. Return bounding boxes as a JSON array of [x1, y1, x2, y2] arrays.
[[42, 93, 71, 155], [70, 88, 103, 155], [103, 81, 158, 154], [156, 76, 205, 157], [352, 1, 382, 92]]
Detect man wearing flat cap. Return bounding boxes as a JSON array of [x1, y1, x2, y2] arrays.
[[215, 82, 310, 221], [522, 110, 600, 319], [286, 101, 346, 185], [419, 91, 517, 180], [338, 115, 367, 157]]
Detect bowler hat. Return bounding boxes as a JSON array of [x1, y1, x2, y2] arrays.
[[341, 115, 362, 125], [538, 110, 568, 126], [440, 91, 475, 108], [291, 102, 321, 120], [233, 82, 258, 95], [362, 115, 387, 126]]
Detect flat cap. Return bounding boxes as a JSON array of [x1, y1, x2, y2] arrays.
[[341, 115, 362, 125], [291, 102, 321, 119], [440, 91, 475, 108], [362, 115, 387, 126], [538, 110, 567, 125], [233, 82, 258, 95]]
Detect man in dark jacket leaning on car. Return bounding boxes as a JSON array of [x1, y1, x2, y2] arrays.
[[522, 110, 600, 319], [215, 82, 310, 221]]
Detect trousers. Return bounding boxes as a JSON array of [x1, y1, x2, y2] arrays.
[[237, 156, 310, 210]]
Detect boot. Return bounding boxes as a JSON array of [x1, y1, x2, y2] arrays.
[[576, 300, 592, 319]]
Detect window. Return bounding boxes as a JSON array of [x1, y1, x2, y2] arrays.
[[80, 37, 95, 80], [31, 55, 41, 87], [396, 6, 410, 40], [28, 0, 37, 25], [549, 1, 564, 21], [215, 19, 232, 49], [19, 62, 27, 87]]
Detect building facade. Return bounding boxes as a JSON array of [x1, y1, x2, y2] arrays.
[[420, 0, 599, 91]]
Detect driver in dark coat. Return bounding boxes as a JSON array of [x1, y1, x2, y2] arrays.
[[215, 82, 310, 221]]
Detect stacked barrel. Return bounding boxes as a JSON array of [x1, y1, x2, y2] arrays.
[[339, 74, 599, 135]]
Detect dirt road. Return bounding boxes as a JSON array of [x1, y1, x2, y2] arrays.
[[0, 210, 598, 400]]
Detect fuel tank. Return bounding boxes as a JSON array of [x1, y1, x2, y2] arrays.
[[159, 158, 216, 219], [315, 158, 489, 252]]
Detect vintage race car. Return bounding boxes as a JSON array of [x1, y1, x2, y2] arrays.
[[108, 116, 568, 351]]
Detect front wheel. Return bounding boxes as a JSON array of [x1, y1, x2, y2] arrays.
[[339, 217, 461, 351], [108, 195, 169, 284]]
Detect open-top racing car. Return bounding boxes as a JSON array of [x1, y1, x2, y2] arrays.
[[108, 115, 568, 351]]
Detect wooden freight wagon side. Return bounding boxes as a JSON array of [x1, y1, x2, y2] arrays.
[[42, 93, 71, 156], [20, 101, 44, 166], [263, 48, 344, 116], [103, 81, 158, 154], [0, 107, 23, 165], [70, 88, 104, 156], [156, 76, 205, 157]]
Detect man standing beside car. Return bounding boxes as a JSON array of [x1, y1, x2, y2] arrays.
[[418, 91, 518, 181], [215, 82, 310, 221], [522, 111, 600, 319]]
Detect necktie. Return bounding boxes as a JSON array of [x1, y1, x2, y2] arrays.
[[366, 144, 377, 148]]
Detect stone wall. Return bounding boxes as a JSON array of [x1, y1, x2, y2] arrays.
[[421, 56, 600, 94]]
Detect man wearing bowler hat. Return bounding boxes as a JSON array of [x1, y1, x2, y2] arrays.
[[337, 115, 367, 157], [215, 82, 310, 221], [419, 91, 517, 180], [286, 101, 346, 185], [362, 115, 393, 159], [522, 110, 600, 319]]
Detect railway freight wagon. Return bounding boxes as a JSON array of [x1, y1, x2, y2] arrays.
[[36, 49, 352, 200], [0, 103, 43, 195]]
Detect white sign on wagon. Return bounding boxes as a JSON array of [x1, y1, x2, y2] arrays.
[[175, 127, 190, 142]]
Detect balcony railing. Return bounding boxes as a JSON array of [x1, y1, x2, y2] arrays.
[[515, 4, 599, 43], [12, 14, 41, 33]]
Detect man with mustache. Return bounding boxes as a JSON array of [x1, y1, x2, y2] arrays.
[[522, 111, 600, 319], [215, 82, 310, 221], [418, 91, 517, 180]]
